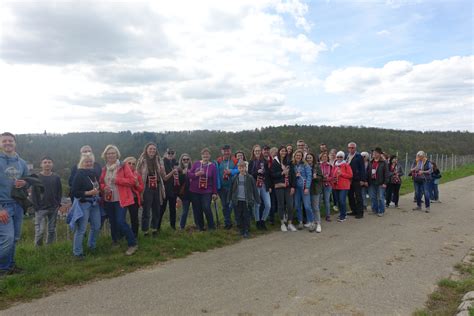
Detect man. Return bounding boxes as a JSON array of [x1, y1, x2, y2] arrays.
[[346, 142, 366, 219], [216, 145, 238, 229], [319, 143, 328, 154], [158, 149, 178, 230], [0, 132, 28, 276], [31, 156, 62, 246]]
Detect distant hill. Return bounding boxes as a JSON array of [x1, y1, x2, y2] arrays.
[[11, 125, 474, 183]]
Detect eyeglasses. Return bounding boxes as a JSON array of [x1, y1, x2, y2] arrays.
[[182, 158, 189, 161], [336, 156, 344, 158], [168, 152, 175, 155], [127, 162, 136, 165], [348, 147, 355, 149]]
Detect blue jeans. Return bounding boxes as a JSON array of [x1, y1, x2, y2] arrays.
[[0, 202, 23, 271], [334, 190, 348, 219], [369, 184, 386, 214], [254, 185, 271, 221], [320, 186, 332, 218], [218, 187, 233, 226], [414, 181, 430, 208], [294, 186, 314, 223], [104, 201, 136, 247], [179, 199, 191, 229], [361, 187, 368, 208], [73, 202, 101, 256], [311, 194, 321, 223], [191, 193, 215, 231], [430, 180, 439, 201]]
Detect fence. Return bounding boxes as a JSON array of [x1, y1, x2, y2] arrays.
[[396, 153, 474, 179]]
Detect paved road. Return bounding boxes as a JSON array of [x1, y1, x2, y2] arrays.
[[4, 176, 474, 315]]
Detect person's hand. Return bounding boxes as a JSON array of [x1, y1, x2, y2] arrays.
[[337, 169, 342, 176], [258, 168, 264, 174], [290, 188, 295, 195], [0, 210, 9, 224], [382, 184, 387, 189], [212, 194, 218, 201], [268, 188, 272, 194], [173, 168, 179, 175], [134, 178, 139, 186], [296, 172, 301, 177], [313, 173, 317, 179], [15, 179, 27, 188], [360, 181, 365, 186], [183, 168, 188, 174], [87, 188, 99, 196], [196, 170, 204, 177], [304, 188, 309, 195]]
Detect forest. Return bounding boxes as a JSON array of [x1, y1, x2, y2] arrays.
[[10, 125, 474, 183]]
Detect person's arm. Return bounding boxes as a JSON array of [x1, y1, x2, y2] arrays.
[[99, 168, 106, 191], [341, 164, 353, 179], [358, 156, 366, 182], [211, 165, 218, 196], [271, 160, 283, 179], [188, 162, 198, 179], [383, 162, 390, 186], [68, 166, 77, 188], [398, 165, 404, 177], [72, 174, 88, 199], [115, 164, 136, 187], [136, 174, 145, 193]]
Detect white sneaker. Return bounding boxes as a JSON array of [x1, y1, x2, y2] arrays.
[[280, 224, 288, 232], [308, 223, 316, 232], [288, 223, 297, 232], [303, 222, 312, 228], [297, 222, 304, 230], [316, 223, 322, 233], [333, 205, 339, 212]]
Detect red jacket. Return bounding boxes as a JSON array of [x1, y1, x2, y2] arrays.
[[100, 163, 136, 208], [331, 162, 353, 190], [131, 170, 144, 206]]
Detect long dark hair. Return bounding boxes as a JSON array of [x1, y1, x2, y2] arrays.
[[276, 145, 287, 165]]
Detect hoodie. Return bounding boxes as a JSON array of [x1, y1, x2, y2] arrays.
[[0, 153, 29, 203]]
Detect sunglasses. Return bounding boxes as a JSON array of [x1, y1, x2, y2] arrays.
[[182, 158, 190, 161], [336, 156, 344, 158], [127, 162, 136, 165], [168, 152, 175, 155]]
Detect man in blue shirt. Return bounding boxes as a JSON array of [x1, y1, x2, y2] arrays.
[[0, 132, 29, 276]]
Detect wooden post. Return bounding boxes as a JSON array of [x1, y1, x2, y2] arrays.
[[404, 152, 409, 179], [451, 153, 454, 170]]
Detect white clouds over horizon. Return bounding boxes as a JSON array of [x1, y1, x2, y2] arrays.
[[0, 0, 472, 134]]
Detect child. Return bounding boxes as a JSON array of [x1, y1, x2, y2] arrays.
[[229, 161, 259, 238], [31, 156, 62, 246]]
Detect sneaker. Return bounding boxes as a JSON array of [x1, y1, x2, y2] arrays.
[[425, 208, 430, 213], [280, 224, 288, 232], [412, 207, 421, 211], [377, 213, 384, 217], [308, 223, 316, 232], [316, 223, 322, 233], [304, 222, 312, 228], [288, 223, 298, 232], [325, 215, 331, 222], [125, 245, 138, 256], [337, 217, 346, 222], [243, 231, 250, 238], [261, 221, 268, 231], [297, 222, 304, 230], [333, 206, 339, 212]]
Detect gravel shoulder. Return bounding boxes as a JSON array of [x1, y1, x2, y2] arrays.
[[4, 176, 474, 315]]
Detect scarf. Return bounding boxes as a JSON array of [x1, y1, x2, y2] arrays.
[[105, 160, 120, 186], [334, 159, 346, 167]]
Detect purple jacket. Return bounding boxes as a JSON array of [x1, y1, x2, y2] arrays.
[[188, 161, 218, 195]]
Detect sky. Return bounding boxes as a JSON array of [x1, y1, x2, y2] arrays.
[[0, 0, 472, 134]]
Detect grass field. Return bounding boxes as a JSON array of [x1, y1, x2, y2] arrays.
[[1, 163, 473, 310]]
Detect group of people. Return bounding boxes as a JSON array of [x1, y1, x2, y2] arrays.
[[0, 132, 441, 274]]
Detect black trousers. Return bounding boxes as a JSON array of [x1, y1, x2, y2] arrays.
[[348, 180, 364, 215], [235, 201, 251, 233], [128, 197, 139, 238], [142, 187, 161, 232], [157, 194, 177, 230], [386, 183, 401, 206]]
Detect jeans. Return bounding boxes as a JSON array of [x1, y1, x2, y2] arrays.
[[127, 198, 139, 238], [235, 201, 250, 234], [320, 186, 332, 218], [0, 202, 23, 271], [275, 188, 294, 221], [414, 181, 431, 208], [142, 187, 161, 232], [191, 193, 215, 231], [361, 187, 368, 208], [311, 194, 322, 223], [104, 201, 136, 247], [348, 180, 364, 215], [334, 190, 348, 219], [73, 202, 101, 256], [254, 185, 271, 221], [430, 180, 439, 201], [218, 187, 233, 226], [34, 208, 58, 246], [179, 199, 192, 229], [294, 186, 314, 223], [158, 195, 177, 230], [369, 184, 386, 214], [386, 183, 401, 206]]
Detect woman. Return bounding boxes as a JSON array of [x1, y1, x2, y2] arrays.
[[271, 146, 296, 232], [386, 155, 404, 208], [248, 145, 271, 230], [71, 153, 101, 259], [188, 148, 218, 231], [367, 148, 389, 216], [328, 148, 339, 212], [411, 151, 432, 213], [234, 150, 247, 162], [123, 157, 144, 238], [158, 149, 179, 231], [136, 143, 166, 237], [100, 145, 138, 256], [293, 150, 315, 231], [306, 153, 322, 232], [285, 144, 294, 165], [331, 151, 353, 222], [430, 162, 442, 203], [178, 153, 193, 230], [360, 151, 370, 211], [319, 152, 333, 222]]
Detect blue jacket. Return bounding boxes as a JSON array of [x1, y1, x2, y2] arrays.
[[294, 162, 312, 190], [346, 152, 366, 182], [67, 197, 99, 230], [0, 153, 29, 203]]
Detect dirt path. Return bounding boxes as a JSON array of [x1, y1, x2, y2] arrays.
[[5, 176, 474, 315]]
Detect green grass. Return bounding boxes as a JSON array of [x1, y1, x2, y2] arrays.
[[1, 163, 473, 310], [413, 261, 474, 316]]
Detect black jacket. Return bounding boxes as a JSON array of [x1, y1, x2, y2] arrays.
[[271, 157, 295, 188], [347, 152, 366, 182], [72, 169, 98, 201], [367, 159, 389, 186], [248, 159, 272, 192]]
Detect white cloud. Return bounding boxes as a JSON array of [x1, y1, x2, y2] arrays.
[[323, 56, 474, 131], [376, 29, 391, 36]]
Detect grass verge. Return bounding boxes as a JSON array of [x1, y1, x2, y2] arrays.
[[1, 163, 473, 310], [413, 260, 474, 316]]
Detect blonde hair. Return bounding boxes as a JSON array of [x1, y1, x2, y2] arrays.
[[123, 156, 136, 164], [101, 144, 121, 160], [292, 149, 306, 165], [77, 152, 95, 169]]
